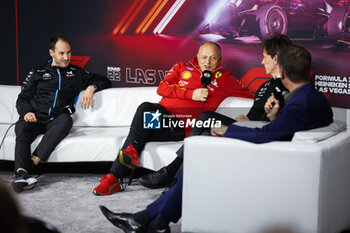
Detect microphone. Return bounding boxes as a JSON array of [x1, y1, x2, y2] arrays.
[[63, 105, 76, 115], [201, 70, 212, 88], [271, 85, 288, 107], [272, 86, 283, 101]]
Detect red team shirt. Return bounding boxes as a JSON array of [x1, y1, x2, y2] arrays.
[[157, 57, 254, 136]]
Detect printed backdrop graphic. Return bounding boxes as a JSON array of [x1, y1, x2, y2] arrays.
[[5, 0, 350, 108]]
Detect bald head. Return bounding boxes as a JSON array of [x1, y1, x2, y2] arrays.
[[197, 42, 222, 72]]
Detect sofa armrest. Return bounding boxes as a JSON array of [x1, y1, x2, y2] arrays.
[[0, 85, 21, 123], [182, 132, 350, 233]]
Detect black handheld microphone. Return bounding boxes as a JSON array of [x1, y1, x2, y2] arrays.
[[272, 86, 283, 101], [63, 105, 76, 115], [271, 85, 288, 107], [201, 70, 212, 88]]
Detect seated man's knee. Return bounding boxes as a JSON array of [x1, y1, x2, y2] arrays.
[[56, 114, 73, 129], [198, 111, 213, 121], [137, 102, 158, 113], [15, 121, 33, 137]]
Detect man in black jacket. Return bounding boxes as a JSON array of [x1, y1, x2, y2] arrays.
[[13, 35, 111, 193]]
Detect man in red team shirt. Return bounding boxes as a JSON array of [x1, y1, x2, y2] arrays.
[[93, 42, 253, 196]]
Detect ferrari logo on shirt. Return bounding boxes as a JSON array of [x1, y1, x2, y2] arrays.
[[215, 72, 222, 78], [182, 71, 192, 80]]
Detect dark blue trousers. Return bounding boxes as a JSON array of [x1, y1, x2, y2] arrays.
[[146, 173, 183, 223]]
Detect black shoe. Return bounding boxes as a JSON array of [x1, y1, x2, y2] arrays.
[[147, 226, 170, 233], [139, 167, 173, 189], [99, 205, 146, 233], [12, 170, 38, 193]]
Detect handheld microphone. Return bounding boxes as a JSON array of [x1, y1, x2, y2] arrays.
[[201, 70, 212, 88], [271, 85, 288, 107], [63, 105, 76, 115], [272, 86, 283, 101]]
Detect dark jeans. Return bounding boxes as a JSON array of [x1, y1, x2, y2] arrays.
[[147, 172, 184, 223], [14, 114, 73, 172], [110, 102, 185, 178]]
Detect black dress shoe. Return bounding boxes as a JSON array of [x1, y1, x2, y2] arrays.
[[147, 226, 170, 233], [99, 205, 146, 233], [139, 167, 173, 189]]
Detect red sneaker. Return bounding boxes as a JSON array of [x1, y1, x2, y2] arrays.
[[93, 174, 121, 195], [118, 144, 140, 169]]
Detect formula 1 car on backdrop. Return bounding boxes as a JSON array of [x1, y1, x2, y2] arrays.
[[199, 0, 350, 42]]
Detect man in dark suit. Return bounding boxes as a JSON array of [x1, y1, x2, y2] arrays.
[[99, 45, 333, 233]]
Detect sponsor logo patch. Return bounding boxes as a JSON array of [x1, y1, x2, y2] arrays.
[[43, 73, 51, 79], [66, 71, 74, 77], [211, 79, 218, 87], [182, 71, 192, 80]]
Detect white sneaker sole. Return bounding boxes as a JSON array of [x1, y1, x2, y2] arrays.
[[13, 177, 38, 192]]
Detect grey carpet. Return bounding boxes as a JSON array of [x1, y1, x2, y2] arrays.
[[0, 172, 181, 233]]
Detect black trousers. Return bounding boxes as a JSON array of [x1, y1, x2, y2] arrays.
[[14, 114, 73, 172], [110, 102, 186, 178]]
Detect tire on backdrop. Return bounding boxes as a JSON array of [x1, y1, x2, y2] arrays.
[[327, 6, 350, 39], [256, 3, 288, 40]]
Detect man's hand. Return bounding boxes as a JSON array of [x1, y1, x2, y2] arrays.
[[235, 115, 250, 121], [24, 112, 37, 123], [192, 88, 209, 101], [81, 85, 96, 109], [211, 125, 228, 137], [264, 95, 280, 121]]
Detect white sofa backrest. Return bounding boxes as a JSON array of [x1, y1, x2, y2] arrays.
[[2, 85, 350, 130], [216, 96, 254, 119], [73, 87, 161, 127], [292, 120, 346, 143], [0, 85, 21, 123]]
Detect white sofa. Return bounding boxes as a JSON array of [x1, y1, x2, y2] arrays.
[[0, 84, 255, 171], [0, 85, 174, 170], [182, 120, 350, 232]]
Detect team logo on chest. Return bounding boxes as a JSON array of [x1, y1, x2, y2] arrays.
[[66, 71, 75, 77], [43, 73, 52, 80], [215, 72, 222, 78], [182, 71, 192, 80]]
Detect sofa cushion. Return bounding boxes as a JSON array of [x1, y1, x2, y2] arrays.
[[233, 120, 268, 128], [292, 120, 346, 143], [73, 87, 161, 127], [141, 141, 183, 171], [0, 126, 130, 162], [216, 97, 254, 119]]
